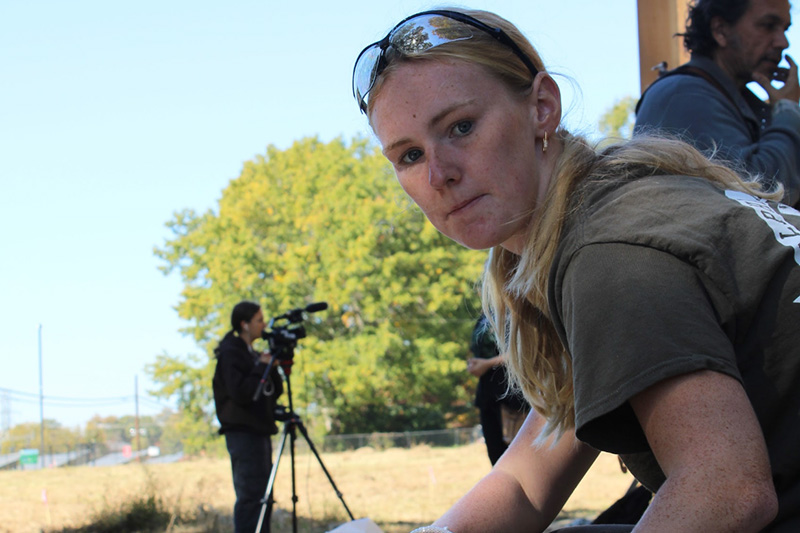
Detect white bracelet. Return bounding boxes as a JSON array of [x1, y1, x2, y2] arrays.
[[410, 527, 452, 533]]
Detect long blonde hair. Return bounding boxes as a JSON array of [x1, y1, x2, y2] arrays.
[[485, 133, 780, 440], [364, 7, 781, 440]]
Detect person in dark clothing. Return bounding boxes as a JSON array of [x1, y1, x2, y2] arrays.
[[213, 301, 283, 533], [468, 313, 529, 465]]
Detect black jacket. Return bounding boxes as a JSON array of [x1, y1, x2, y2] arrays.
[[470, 315, 527, 412], [212, 331, 283, 435]]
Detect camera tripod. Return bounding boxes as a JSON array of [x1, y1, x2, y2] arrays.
[[255, 359, 354, 533]]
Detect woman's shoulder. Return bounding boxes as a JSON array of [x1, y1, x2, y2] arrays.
[[555, 176, 800, 298], [574, 175, 732, 230], [577, 175, 795, 229], [559, 175, 783, 269], [215, 331, 247, 356]]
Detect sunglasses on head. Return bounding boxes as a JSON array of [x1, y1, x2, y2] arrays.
[[352, 10, 539, 114]]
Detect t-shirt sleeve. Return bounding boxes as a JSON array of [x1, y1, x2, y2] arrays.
[[557, 242, 742, 453]]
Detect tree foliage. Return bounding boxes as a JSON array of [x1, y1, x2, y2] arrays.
[[152, 137, 486, 437], [1, 420, 75, 454], [84, 414, 164, 452], [145, 352, 215, 454], [598, 95, 637, 140], [1, 414, 165, 456]]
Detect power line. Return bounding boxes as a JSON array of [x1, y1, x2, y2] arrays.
[[0, 387, 126, 401], [0, 387, 174, 410]]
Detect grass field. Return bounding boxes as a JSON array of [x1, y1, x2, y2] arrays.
[[0, 442, 635, 533]]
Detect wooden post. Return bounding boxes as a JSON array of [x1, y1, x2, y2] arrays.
[[637, 0, 691, 94]]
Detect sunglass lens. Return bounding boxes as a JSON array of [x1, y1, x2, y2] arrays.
[[353, 45, 383, 109], [390, 15, 473, 54], [352, 13, 475, 113]]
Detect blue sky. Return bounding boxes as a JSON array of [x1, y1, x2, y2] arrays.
[[2, 0, 798, 429]]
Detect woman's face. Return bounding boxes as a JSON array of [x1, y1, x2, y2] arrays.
[[242, 309, 266, 342], [370, 59, 547, 252]]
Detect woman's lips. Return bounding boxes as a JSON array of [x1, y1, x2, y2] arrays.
[[448, 194, 485, 217]]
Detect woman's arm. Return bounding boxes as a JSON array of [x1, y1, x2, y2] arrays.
[[630, 370, 778, 532], [467, 354, 505, 377], [429, 410, 599, 533]]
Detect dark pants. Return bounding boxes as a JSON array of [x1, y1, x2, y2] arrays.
[[225, 431, 273, 533], [592, 483, 651, 525], [479, 400, 507, 465]]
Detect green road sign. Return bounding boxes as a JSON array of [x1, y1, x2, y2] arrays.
[[19, 448, 39, 465]]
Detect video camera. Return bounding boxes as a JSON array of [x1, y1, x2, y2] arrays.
[[261, 302, 327, 360]]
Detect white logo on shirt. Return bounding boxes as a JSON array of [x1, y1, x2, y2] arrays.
[[725, 190, 800, 303]]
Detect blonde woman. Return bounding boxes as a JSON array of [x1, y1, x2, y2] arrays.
[[352, 9, 800, 532]]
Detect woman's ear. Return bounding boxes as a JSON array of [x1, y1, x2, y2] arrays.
[[529, 72, 562, 138]]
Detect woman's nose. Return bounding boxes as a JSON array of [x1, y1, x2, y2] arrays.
[[427, 150, 459, 189]]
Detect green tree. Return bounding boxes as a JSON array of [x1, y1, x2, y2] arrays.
[[145, 353, 214, 454], [2, 422, 41, 453], [154, 409, 209, 455], [83, 418, 110, 456], [1, 420, 83, 455], [84, 414, 161, 450], [152, 137, 485, 441], [598, 95, 637, 140]]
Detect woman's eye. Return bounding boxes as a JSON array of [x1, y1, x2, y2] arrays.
[[452, 120, 473, 137], [401, 148, 423, 164]]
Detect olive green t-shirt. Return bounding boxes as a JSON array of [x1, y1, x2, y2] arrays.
[[548, 176, 800, 531]]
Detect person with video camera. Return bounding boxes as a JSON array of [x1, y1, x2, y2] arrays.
[[213, 301, 283, 533]]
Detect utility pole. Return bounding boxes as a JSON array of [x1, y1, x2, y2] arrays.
[[135, 375, 141, 460], [637, 0, 690, 93], [38, 324, 44, 468], [1, 389, 10, 434]]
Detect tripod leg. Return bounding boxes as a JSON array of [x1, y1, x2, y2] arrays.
[[289, 422, 298, 533], [255, 426, 289, 533], [294, 419, 355, 521]]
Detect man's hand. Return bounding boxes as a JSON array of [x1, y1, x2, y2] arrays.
[[754, 54, 800, 104]]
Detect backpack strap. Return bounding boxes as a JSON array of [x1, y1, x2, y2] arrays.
[[636, 64, 760, 142]]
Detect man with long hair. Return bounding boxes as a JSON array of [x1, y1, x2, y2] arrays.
[[636, 0, 800, 206]]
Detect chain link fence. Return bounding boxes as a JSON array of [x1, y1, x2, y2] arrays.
[[291, 426, 484, 454], [3, 426, 486, 469]]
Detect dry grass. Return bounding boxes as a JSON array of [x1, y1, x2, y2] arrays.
[[0, 442, 635, 533]]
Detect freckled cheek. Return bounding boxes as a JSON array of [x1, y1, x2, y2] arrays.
[[474, 129, 523, 177], [394, 173, 416, 198], [395, 174, 432, 212]]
